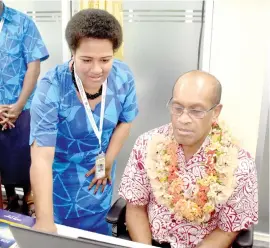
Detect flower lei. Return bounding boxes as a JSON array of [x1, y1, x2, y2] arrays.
[[145, 121, 239, 224]]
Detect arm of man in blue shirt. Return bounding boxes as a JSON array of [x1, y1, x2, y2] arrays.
[[2, 11, 48, 126], [5, 60, 41, 123]]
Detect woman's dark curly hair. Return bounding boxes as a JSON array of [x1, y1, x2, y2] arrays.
[[65, 8, 123, 52]]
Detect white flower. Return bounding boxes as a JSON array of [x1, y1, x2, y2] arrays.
[[215, 187, 234, 204], [203, 202, 215, 213], [198, 213, 211, 223], [207, 183, 221, 199]]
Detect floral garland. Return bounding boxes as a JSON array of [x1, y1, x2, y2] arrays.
[[145, 121, 239, 224]]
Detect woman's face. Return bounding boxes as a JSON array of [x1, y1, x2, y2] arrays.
[[72, 37, 114, 90]]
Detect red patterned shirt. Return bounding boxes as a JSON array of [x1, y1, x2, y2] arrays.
[[119, 124, 258, 248]]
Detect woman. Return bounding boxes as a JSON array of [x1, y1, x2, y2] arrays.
[[30, 9, 138, 235]]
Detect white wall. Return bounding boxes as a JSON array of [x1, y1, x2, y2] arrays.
[[203, 0, 270, 235], [205, 0, 270, 156]]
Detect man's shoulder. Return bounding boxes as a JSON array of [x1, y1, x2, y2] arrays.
[[236, 148, 256, 172], [5, 6, 39, 37], [134, 123, 171, 148], [6, 6, 32, 24]]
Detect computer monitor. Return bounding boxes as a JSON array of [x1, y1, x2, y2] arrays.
[[9, 225, 153, 248]]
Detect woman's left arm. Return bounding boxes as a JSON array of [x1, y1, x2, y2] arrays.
[[105, 122, 132, 168]]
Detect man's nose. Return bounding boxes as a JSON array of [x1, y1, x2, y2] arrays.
[[176, 109, 192, 123]]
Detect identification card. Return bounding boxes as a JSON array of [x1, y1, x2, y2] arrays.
[[95, 152, 106, 179]]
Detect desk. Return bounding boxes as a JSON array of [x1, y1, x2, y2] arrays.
[[56, 224, 153, 248]]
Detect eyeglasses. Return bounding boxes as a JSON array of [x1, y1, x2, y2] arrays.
[[167, 98, 218, 119]]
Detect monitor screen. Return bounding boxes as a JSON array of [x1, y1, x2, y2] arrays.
[[9, 225, 152, 248]]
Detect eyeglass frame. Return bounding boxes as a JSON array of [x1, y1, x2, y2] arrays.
[[166, 98, 218, 119]]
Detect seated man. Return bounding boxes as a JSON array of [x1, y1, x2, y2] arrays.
[[118, 70, 258, 248]]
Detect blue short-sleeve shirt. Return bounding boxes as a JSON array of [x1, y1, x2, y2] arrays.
[[0, 4, 49, 109]]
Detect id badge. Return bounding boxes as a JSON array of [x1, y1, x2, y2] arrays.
[[95, 152, 106, 179]]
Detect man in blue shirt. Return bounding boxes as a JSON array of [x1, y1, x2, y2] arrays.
[[0, 1, 49, 216]]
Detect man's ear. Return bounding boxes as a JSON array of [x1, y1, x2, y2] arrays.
[[213, 104, 223, 122]]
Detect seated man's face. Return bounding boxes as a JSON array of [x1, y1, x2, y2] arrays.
[[170, 75, 222, 148]]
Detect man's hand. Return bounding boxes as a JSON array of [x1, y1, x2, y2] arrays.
[[3, 103, 23, 124], [196, 227, 239, 248], [0, 105, 15, 130], [0, 105, 10, 114], [126, 203, 152, 245], [86, 159, 112, 194]]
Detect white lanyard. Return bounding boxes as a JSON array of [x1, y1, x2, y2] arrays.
[[74, 65, 107, 152], [0, 19, 4, 33]]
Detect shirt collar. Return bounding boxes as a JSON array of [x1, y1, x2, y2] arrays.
[[197, 136, 210, 154], [1, 3, 12, 22], [178, 135, 210, 163]]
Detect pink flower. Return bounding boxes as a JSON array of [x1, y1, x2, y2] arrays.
[[168, 172, 178, 182], [167, 143, 177, 154], [196, 186, 209, 207]]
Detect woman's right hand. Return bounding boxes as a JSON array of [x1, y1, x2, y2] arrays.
[[33, 220, 57, 234]]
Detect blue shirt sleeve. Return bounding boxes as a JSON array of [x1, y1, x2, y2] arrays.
[[30, 69, 60, 147], [22, 18, 49, 64], [118, 69, 139, 123]]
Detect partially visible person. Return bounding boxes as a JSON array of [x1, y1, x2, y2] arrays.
[[0, 0, 49, 216], [30, 9, 138, 235], [119, 71, 258, 248]]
